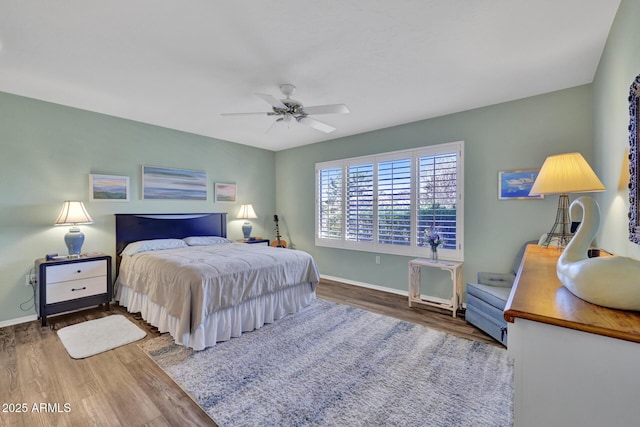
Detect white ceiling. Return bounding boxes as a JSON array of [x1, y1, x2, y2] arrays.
[[0, 1, 621, 151]]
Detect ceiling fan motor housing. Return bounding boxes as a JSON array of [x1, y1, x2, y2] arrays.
[[280, 84, 296, 97], [275, 99, 304, 116]]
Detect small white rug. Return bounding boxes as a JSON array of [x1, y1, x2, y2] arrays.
[[57, 314, 147, 359]]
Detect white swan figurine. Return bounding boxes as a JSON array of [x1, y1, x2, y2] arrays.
[[557, 196, 640, 310]]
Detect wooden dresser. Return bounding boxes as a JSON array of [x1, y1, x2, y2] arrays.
[[504, 244, 640, 426]]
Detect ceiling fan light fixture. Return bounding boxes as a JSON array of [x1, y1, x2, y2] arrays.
[[222, 83, 349, 134]]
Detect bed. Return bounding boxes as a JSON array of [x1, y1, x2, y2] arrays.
[[114, 213, 319, 350]]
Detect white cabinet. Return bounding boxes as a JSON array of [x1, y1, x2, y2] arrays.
[[504, 245, 640, 426]]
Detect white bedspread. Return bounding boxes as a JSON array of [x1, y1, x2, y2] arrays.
[[116, 243, 320, 340]]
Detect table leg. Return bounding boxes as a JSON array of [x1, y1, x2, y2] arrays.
[[408, 265, 421, 307]]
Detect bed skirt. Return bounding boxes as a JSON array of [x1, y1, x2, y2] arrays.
[[116, 283, 316, 351]]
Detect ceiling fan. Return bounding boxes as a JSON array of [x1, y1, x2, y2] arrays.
[[221, 84, 350, 133]]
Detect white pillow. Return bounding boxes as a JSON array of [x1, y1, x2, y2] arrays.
[[183, 236, 233, 246], [121, 238, 188, 256]]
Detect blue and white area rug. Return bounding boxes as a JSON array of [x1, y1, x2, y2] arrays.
[[140, 299, 513, 427]]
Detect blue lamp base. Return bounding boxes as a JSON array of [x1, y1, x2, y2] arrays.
[[64, 227, 85, 258], [242, 222, 252, 239]]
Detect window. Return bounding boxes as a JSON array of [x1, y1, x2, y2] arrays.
[[315, 141, 464, 261]]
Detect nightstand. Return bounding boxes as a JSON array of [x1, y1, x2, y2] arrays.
[[35, 254, 112, 326], [238, 238, 270, 246]]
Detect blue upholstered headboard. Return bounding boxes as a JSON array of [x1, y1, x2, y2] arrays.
[[114, 213, 227, 272]]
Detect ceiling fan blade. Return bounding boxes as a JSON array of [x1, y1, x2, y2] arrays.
[[265, 118, 281, 134], [220, 112, 270, 116], [298, 116, 336, 133], [256, 93, 287, 109], [301, 104, 350, 115]]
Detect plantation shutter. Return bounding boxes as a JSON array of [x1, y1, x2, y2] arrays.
[[347, 163, 374, 242], [317, 167, 343, 240], [417, 152, 458, 250], [315, 141, 463, 260], [378, 158, 412, 246]]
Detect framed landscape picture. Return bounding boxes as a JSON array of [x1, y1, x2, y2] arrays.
[[498, 169, 543, 200], [89, 174, 130, 202], [214, 182, 237, 203], [142, 165, 207, 200]]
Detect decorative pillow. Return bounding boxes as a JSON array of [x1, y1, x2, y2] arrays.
[[183, 236, 233, 246], [121, 238, 188, 256]]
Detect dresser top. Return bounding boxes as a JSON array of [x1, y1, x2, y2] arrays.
[[504, 244, 640, 343]]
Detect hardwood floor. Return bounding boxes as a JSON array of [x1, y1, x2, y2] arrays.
[[0, 279, 497, 427], [316, 279, 499, 347]]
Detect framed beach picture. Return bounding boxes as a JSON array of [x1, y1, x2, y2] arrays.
[[498, 169, 543, 200], [214, 182, 237, 203], [142, 165, 207, 200], [89, 174, 130, 202]]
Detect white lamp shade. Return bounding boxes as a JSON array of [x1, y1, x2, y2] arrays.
[[237, 204, 257, 219], [529, 152, 605, 195], [54, 201, 94, 225]]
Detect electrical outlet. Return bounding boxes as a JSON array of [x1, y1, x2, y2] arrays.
[[375, 256, 380, 264], [25, 273, 36, 286]]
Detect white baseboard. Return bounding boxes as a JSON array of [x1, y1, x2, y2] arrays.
[[320, 274, 466, 308], [0, 314, 37, 328]]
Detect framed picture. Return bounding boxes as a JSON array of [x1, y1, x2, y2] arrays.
[[89, 174, 130, 202], [142, 165, 207, 200], [214, 182, 237, 203], [498, 169, 543, 200]]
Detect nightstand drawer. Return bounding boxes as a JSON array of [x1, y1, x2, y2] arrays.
[[45, 259, 106, 283], [46, 276, 107, 304]]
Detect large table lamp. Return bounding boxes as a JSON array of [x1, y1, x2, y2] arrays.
[[54, 201, 94, 257], [237, 204, 257, 239], [529, 152, 605, 248]]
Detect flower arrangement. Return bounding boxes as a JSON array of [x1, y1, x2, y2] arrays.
[[425, 226, 443, 260]]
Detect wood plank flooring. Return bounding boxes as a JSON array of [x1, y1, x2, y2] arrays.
[[0, 279, 497, 427]]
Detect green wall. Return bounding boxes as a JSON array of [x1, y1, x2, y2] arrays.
[[0, 92, 275, 325], [593, 0, 640, 259], [275, 85, 594, 296]]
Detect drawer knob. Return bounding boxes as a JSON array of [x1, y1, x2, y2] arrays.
[[71, 287, 87, 292]]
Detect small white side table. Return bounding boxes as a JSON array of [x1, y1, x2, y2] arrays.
[[408, 258, 463, 318]]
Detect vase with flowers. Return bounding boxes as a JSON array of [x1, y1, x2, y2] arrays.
[[425, 226, 444, 261]]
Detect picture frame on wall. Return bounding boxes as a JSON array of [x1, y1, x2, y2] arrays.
[[89, 174, 130, 202], [214, 182, 237, 203], [498, 169, 543, 200], [142, 165, 207, 200]]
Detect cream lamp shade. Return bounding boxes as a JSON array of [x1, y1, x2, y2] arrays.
[[529, 152, 605, 195], [529, 152, 604, 248], [54, 201, 94, 225], [54, 201, 94, 257], [237, 204, 258, 220], [237, 204, 257, 239]]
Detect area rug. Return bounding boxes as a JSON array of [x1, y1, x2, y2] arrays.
[[57, 314, 147, 359], [140, 300, 513, 427]]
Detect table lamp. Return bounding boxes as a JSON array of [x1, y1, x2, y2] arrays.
[[54, 201, 94, 257], [529, 152, 605, 248], [237, 204, 257, 239]]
